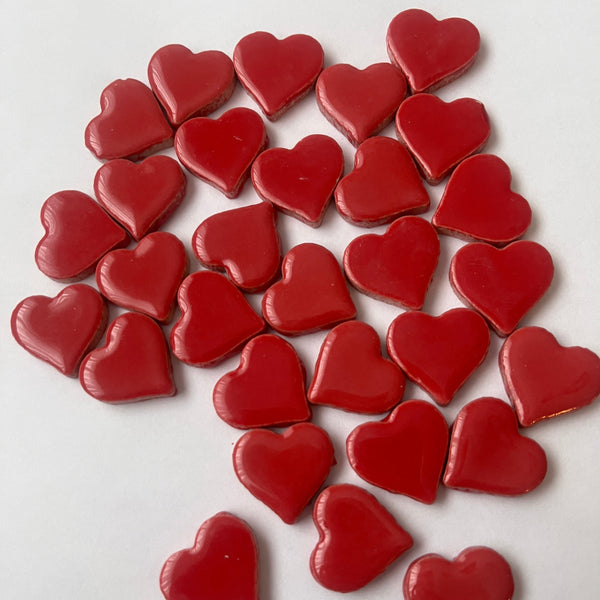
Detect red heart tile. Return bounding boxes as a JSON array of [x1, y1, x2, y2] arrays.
[[396, 93, 491, 184], [262, 242, 356, 335], [96, 231, 187, 323], [499, 326, 600, 426], [233, 422, 335, 523], [443, 397, 547, 495], [386, 308, 490, 406], [334, 136, 429, 226], [35, 190, 129, 282], [308, 320, 405, 414], [310, 483, 413, 592], [148, 44, 236, 127], [316, 63, 407, 146], [433, 154, 532, 246], [79, 312, 176, 402], [343, 216, 440, 309], [347, 400, 449, 504], [170, 271, 264, 367], [213, 333, 311, 429], [192, 202, 281, 292], [251, 134, 344, 226], [386, 8, 480, 93], [94, 155, 187, 241], [84, 78, 173, 161], [11, 284, 107, 377], [449, 240, 554, 336], [174, 107, 268, 198], [160, 512, 258, 600], [233, 31, 324, 121]]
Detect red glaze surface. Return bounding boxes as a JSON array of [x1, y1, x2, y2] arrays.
[[262, 243, 356, 335], [403, 546, 514, 600], [316, 63, 407, 146], [192, 202, 281, 292], [433, 154, 532, 246], [233, 423, 335, 523], [35, 190, 129, 282], [343, 216, 439, 309], [148, 44, 235, 127], [396, 93, 490, 184], [170, 271, 264, 367], [334, 136, 429, 227], [347, 400, 449, 503], [443, 397, 547, 495], [213, 334, 311, 429], [386, 308, 490, 406], [310, 483, 413, 592], [79, 312, 176, 402], [84, 78, 173, 161], [94, 155, 186, 241], [174, 107, 267, 198], [160, 512, 258, 600], [233, 31, 324, 121], [96, 232, 187, 323], [386, 9, 480, 93], [449, 240, 554, 337], [251, 134, 344, 227], [11, 284, 107, 377], [499, 326, 600, 426], [308, 320, 405, 414]]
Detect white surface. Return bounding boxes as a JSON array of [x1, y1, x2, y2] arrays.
[[1, 1, 599, 599]]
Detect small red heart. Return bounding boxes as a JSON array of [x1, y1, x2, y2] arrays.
[[343, 216, 440, 309], [233, 423, 335, 523], [499, 326, 600, 426], [449, 240, 554, 336], [308, 320, 405, 414], [213, 333, 311, 429], [148, 44, 236, 127], [387, 8, 480, 93], [11, 284, 107, 377], [160, 512, 259, 600], [84, 78, 173, 161], [79, 312, 176, 403], [233, 31, 324, 120], [316, 63, 407, 146], [347, 400, 449, 504], [174, 107, 268, 198], [443, 397, 547, 495], [386, 308, 490, 406], [396, 93, 490, 184], [35, 190, 129, 282], [251, 134, 344, 227], [310, 483, 413, 592]]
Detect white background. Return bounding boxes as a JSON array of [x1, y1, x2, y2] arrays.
[[1, 1, 599, 598]]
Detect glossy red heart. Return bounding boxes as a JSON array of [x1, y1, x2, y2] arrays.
[[233, 31, 324, 120], [160, 512, 258, 600], [213, 333, 311, 429], [499, 326, 600, 426], [386, 8, 480, 93], [450, 240, 554, 336], [343, 216, 440, 309], [174, 107, 268, 198], [84, 78, 173, 161], [11, 284, 107, 377], [251, 134, 344, 226], [396, 93, 490, 184], [35, 190, 129, 282], [443, 397, 547, 495], [79, 312, 176, 402], [386, 308, 490, 406], [233, 423, 335, 523]]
